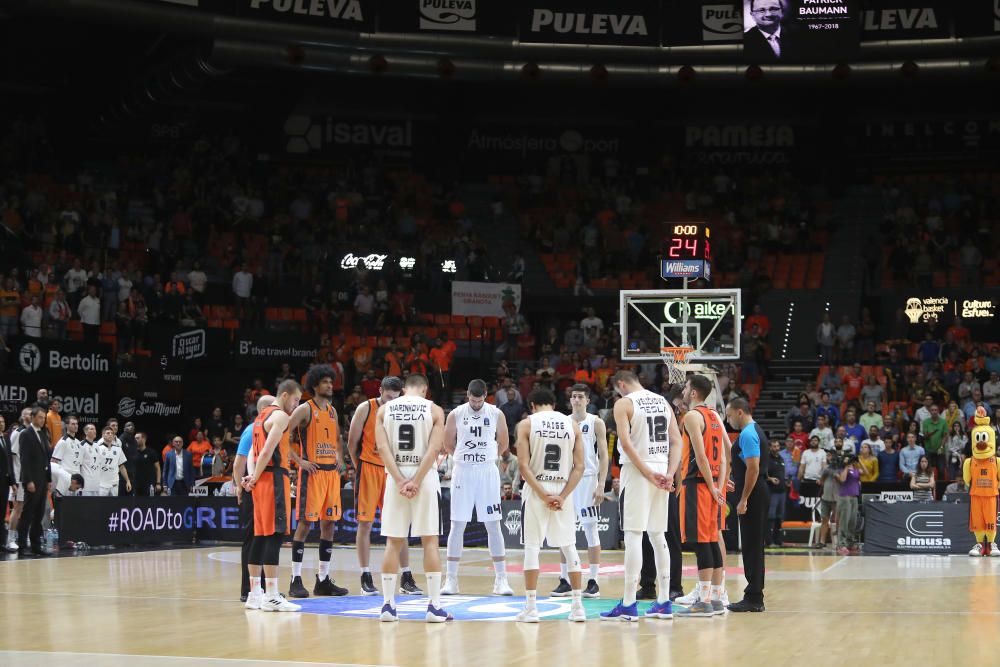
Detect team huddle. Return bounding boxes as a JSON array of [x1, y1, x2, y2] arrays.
[[235, 364, 741, 622]]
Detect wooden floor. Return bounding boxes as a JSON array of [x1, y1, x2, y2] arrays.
[[3, 545, 1000, 667]]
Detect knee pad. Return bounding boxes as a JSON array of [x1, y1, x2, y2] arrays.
[[523, 546, 540, 571], [694, 543, 714, 570], [447, 521, 467, 559], [485, 521, 506, 558], [264, 535, 283, 566], [711, 542, 723, 569], [560, 545, 581, 572], [584, 522, 600, 549]]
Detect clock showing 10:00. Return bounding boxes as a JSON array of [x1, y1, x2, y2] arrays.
[[666, 223, 711, 262]]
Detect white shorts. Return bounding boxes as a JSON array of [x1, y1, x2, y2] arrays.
[[450, 465, 502, 523], [571, 473, 600, 526], [99, 485, 118, 497], [620, 462, 670, 533], [13, 485, 24, 503], [522, 481, 577, 548], [381, 470, 442, 538]]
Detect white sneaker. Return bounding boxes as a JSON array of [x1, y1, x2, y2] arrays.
[[5, 541, 18, 554], [721, 589, 730, 606], [244, 592, 263, 610], [675, 589, 700, 606], [990, 543, 1000, 557], [260, 593, 302, 612], [568, 602, 587, 622], [515, 606, 539, 623], [970, 543, 984, 557], [441, 576, 460, 595], [493, 576, 514, 596]]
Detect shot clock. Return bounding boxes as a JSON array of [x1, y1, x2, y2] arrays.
[[661, 223, 712, 281]]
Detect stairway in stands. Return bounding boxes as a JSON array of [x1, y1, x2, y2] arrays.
[[753, 358, 822, 439]]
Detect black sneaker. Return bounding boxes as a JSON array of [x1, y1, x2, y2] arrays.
[[314, 575, 349, 597], [727, 599, 765, 613], [550, 578, 572, 597], [360, 572, 379, 596], [636, 585, 657, 600], [669, 590, 684, 602], [288, 576, 310, 599], [582, 579, 600, 598], [400, 571, 423, 595], [240, 593, 248, 603]]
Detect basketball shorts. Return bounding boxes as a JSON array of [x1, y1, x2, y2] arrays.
[[619, 462, 670, 533], [356, 460, 387, 523], [969, 495, 998, 533], [253, 468, 291, 537], [522, 480, 577, 549], [680, 478, 720, 543], [571, 473, 600, 526], [450, 464, 503, 523], [381, 469, 442, 538], [13, 484, 24, 502], [297, 467, 342, 523]]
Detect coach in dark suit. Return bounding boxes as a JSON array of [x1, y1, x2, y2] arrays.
[[17, 407, 52, 557], [163, 436, 195, 495], [0, 415, 15, 551], [744, 0, 794, 63]]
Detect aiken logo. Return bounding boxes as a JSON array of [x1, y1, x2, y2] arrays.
[[529, 10, 648, 36], [419, 0, 476, 31], [247, 0, 365, 21], [701, 4, 741, 41]]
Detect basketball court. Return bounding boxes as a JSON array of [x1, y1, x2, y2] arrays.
[[1, 546, 998, 666]]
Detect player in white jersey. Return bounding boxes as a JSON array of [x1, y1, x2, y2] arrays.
[[442, 379, 513, 596], [551, 383, 609, 599], [78, 424, 102, 496], [50, 415, 82, 496], [5, 408, 31, 553], [96, 426, 131, 497], [601, 371, 682, 622], [374, 374, 451, 623], [514, 389, 587, 623]]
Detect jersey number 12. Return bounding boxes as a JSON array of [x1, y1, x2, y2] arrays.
[[646, 416, 667, 442]]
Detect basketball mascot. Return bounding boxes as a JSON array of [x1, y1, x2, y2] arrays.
[[963, 407, 1000, 557]]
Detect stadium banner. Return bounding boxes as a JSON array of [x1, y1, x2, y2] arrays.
[[516, 0, 661, 46], [498, 499, 622, 550], [0, 371, 114, 426], [282, 114, 422, 159], [7, 336, 114, 382], [451, 281, 523, 318], [377, 0, 516, 36], [742, 0, 861, 64], [862, 500, 990, 555], [953, 1, 1000, 38], [232, 0, 375, 32], [860, 1, 952, 41], [682, 122, 799, 166], [148, 326, 231, 369], [663, 1, 742, 45], [233, 329, 320, 368]]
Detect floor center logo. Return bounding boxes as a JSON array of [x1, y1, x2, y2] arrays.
[[296, 595, 602, 621], [18, 342, 41, 372]]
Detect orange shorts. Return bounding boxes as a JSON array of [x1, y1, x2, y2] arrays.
[[969, 495, 998, 533], [356, 461, 387, 523], [681, 478, 721, 544], [297, 468, 342, 523], [253, 468, 291, 537]]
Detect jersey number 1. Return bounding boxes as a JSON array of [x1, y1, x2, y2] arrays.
[[398, 424, 415, 451]]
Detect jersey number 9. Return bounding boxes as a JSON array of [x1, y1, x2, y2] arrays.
[[398, 424, 415, 451]]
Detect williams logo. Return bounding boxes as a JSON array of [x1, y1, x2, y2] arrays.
[[701, 4, 741, 41], [504, 509, 522, 535], [419, 0, 476, 31], [173, 329, 206, 361], [18, 343, 41, 372]]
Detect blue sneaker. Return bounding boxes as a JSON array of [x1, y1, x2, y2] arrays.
[[380, 603, 398, 622], [425, 604, 454, 623], [649, 600, 678, 618], [600, 600, 640, 622]]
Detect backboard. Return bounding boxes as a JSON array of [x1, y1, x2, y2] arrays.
[[619, 288, 741, 362]]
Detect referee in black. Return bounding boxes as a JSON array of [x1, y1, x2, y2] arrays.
[[234, 395, 274, 601], [725, 397, 769, 612]]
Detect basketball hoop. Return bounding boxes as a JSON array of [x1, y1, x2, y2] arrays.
[[660, 346, 694, 385]]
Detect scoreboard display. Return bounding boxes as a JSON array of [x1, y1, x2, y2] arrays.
[[661, 223, 712, 280]]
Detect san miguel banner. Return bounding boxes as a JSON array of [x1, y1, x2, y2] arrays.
[[234, 329, 319, 368], [862, 500, 995, 555], [517, 0, 661, 46], [116, 359, 185, 425], [377, 0, 516, 36], [954, 1, 1000, 37], [860, 1, 952, 41], [8, 336, 114, 382], [233, 0, 375, 31], [664, 1, 741, 45], [451, 281, 523, 318]]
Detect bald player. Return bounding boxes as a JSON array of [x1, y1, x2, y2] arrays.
[[235, 395, 275, 602]]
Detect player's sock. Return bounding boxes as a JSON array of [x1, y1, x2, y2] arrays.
[[446, 560, 459, 578], [589, 563, 599, 581], [401, 567, 412, 575], [361, 566, 370, 574], [494, 560, 506, 576], [571, 589, 582, 602], [426, 572, 442, 607], [651, 534, 672, 605], [525, 590, 537, 609], [265, 578, 278, 597], [318, 540, 333, 579], [559, 562, 569, 580], [698, 581, 712, 601], [251, 580, 263, 596], [381, 574, 398, 608], [291, 541, 305, 578], [623, 531, 643, 606], [710, 585, 723, 601]]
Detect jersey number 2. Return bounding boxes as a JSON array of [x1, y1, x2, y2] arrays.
[[646, 416, 667, 442], [543, 444, 561, 471], [398, 424, 415, 451]]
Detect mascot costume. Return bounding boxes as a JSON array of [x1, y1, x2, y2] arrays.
[[963, 406, 1000, 557]]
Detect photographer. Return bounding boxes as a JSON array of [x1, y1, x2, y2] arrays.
[[835, 454, 862, 555], [816, 451, 841, 549]]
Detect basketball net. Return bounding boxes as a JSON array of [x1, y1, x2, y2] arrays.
[[660, 346, 695, 386]]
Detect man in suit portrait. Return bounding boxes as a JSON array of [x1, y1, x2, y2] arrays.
[[17, 407, 52, 557], [163, 435, 195, 496], [744, 0, 792, 62]]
